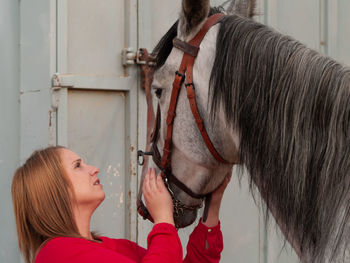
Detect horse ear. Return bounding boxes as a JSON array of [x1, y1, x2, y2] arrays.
[[179, 0, 210, 36], [227, 0, 257, 18]]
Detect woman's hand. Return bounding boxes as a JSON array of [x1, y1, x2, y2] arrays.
[[142, 168, 174, 226], [202, 171, 232, 227]]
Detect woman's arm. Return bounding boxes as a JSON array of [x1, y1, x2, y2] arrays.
[[202, 173, 231, 227], [184, 172, 232, 263], [141, 168, 183, 263]]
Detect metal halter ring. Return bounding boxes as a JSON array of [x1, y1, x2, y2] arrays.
[[137, 150, 154, 166]]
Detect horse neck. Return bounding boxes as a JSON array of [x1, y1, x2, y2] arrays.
[[254, 176, 350, 262]]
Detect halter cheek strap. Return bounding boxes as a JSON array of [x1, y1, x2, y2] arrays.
[[162, 13, 230, 224], [161, 13, 229, 174]]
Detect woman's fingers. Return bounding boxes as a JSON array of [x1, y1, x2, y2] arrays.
[[221, 173, 232, 189], [211, 172, 232, 205], [143, 168, 161, 195], [156, 173, 168, 192], [141, 168, 174, 225], [216, 173, 232, 193], [142, 168, 152, 196], [148, 168, 156, 191]]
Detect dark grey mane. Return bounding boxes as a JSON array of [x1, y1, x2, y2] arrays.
[[209, 15, 350, 261]]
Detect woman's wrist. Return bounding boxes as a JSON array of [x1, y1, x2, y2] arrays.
[[202, 216, 219, 227], [154, 215, 175, 226], [202, 205, 220, 227]]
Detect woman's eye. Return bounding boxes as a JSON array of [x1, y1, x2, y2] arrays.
[[155, 88, 162, 99], [75, 162, 81, 168]]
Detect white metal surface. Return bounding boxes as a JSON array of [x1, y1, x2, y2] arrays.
[[67, 89, 127, 237]]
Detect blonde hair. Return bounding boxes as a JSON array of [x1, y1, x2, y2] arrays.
[[11, 146, 81, 263]]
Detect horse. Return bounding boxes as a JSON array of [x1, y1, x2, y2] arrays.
[[139, 0, 350, 262]]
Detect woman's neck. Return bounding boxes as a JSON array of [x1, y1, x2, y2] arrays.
[[73, 205, 94, 240]]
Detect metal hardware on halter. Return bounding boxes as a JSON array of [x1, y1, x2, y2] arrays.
[[175, 71, 186, 82], [163, 176, 203, 219], [137, 150, 154, 166]]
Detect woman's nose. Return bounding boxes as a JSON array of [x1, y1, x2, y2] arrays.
[[89, 166, 99, 176]]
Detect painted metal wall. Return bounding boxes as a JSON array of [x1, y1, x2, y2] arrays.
[[0, 0, 20, 262], [1, 0, 350, 262], [53, 0, 139, 242]]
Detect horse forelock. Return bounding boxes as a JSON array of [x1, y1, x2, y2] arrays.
[[209, 14, 350, 261], [152, 7, 225, 70]]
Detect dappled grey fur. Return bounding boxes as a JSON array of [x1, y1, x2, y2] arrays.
[[227, 0, 256, 17], [209, 15, 350, 262]]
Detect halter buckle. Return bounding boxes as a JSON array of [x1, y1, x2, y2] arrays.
[[175, 71, 185, 82]]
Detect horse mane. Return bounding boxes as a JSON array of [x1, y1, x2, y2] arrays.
[[209, 14, 350, 261]]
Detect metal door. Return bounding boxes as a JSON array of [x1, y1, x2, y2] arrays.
[[52, 0, 138, 241]]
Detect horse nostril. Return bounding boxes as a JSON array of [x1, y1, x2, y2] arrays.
[[155, 88, 163, 98]]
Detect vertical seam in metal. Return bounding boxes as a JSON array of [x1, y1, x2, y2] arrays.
[[135, 0, 139, 246], [321, 0, 329, 55], [264, 0, 268, 26], [327, 0, 338, 59]]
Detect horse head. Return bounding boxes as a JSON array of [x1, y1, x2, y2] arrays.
[[149, 0, 256, 228]]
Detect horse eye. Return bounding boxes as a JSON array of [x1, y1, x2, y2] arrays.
[[155, 88, 163, 99]]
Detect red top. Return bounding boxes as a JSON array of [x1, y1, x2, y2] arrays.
[[35, 221, 223, 263]]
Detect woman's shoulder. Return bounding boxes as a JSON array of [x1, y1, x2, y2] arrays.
[[35, 237, 103, 263], [35, 236, 146, 263], [39, 236, 93, 251]]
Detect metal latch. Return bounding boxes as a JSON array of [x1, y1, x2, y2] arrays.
[[122, 47, 156, 67]]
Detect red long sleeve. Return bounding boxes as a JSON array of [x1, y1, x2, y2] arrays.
[[35, 223, 181, 263], [35, 222, 222, 263], [144, 223, 183, 262], [184, 221, 223, 263]]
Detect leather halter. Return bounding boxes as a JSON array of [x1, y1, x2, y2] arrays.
[[137, 13, 229, 227]]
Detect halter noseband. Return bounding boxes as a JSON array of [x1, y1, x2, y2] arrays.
[[137, 13, 231, 227]]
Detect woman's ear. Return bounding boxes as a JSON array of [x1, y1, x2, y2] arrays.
[[226, 0, 257, 18], [179, 0, 210, 37]]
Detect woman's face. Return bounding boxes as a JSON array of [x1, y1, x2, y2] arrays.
[[60, 148, 105, 208]]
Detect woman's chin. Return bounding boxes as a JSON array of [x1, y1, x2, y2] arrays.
[[95, 190, 106, 205]]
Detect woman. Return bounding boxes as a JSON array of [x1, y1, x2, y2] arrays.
[[12, 146, 230, 263]]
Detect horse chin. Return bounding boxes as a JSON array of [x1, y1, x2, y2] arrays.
[[174, 209, 198, 228]]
